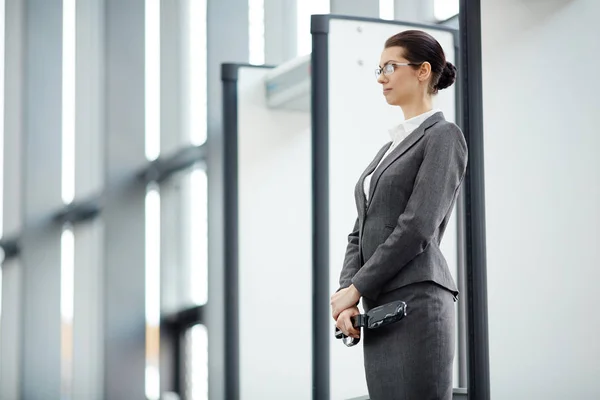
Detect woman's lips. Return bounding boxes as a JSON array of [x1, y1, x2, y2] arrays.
[[383, 88, 392, 94]]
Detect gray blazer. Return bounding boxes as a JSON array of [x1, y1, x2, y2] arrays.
[[338, 111, 468, 301]]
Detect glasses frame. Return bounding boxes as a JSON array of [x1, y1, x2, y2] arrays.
[[374, 62, 423, 78]]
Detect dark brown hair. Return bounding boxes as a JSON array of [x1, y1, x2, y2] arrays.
[[384, 30, 456, 94]]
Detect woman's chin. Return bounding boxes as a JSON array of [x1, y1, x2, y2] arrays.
[[385, 96, 400, 106], [383, 92, 403, 106]]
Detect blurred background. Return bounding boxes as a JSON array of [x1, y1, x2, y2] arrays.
[[0, 0, 598, 399]]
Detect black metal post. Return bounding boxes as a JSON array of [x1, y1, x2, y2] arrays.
[[222, 64, 240, 400], [311, 16, 330, 400], [458, 0, 491, 399], [173, 332, 183, 396]]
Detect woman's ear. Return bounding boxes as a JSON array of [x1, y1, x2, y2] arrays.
[[418, 62, 432, 82]]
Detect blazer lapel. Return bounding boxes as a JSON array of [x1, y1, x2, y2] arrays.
[[355, 142, 391, 220], [366, 112, 445, 210]]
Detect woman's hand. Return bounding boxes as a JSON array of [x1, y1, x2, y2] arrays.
[[331, 284, 361, 320], [335, 306, 361, 339]]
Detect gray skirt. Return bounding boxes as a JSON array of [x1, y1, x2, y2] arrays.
[[362, 281, 456, 400]]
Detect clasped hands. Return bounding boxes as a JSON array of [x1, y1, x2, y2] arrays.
[[330, 284, 362, 339]]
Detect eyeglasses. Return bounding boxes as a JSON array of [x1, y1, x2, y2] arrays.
[[374, 62, 422, 78]]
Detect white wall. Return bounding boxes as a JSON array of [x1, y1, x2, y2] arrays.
[[237, 66, 312, 400], [482, 1, 600, 398]]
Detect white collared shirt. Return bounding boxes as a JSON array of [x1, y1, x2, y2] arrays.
[[363, 109, 441, 201]]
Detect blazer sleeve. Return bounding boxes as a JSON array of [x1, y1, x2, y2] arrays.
[[337, 217, 361, 291], [351, 123, 468, 300]]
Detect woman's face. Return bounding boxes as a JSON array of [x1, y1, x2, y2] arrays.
[[377, 46, 423, 106]]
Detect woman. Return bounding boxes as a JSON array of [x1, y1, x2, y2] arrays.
[[330, 30, 468, 400]]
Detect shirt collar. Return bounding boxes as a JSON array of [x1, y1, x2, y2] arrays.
[[388, 109, 442, 142]]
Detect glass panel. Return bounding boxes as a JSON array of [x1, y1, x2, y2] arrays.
[[145, 186, 161, 326], [188, 167, 208, 306], [187, 0, 207, 146], [61, 226, 75, 399], [379, 0, 394, 20], [187, 324, 208, 400], [434, 0, 459, 21], [248, 0, 265, 65], [145, 0, 161, 161], [61, 227, 75, 324], [145, 186, 161, 399], [296, 0, 330, 56], [160, 165, 207, 311]]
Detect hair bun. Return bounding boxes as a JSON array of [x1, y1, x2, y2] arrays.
[[435, 61, 457, 91]]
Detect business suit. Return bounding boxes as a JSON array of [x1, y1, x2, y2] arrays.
[[338, 111, 468, 399]]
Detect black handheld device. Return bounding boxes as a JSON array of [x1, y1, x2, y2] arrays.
[[334, 300, 407, 347]]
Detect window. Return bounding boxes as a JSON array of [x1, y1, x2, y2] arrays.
[[145, 0, 160, 161], [60, 0, 76, 395], [156, 164, 208, 398], [434, 0, 459, 21], [186, 324, 208, 400], [145, 185, 161, 400], [188, 167, 208, 306], [248, 0, 265, 65], [145, 1, 162, 397], [60, 226, 75, 398], [379, 0, 394, 20], [187, 0, 207, 146], [296, 0, 330, 56]]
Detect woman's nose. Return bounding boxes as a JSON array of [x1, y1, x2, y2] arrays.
[[377, 74, 387, 84]]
